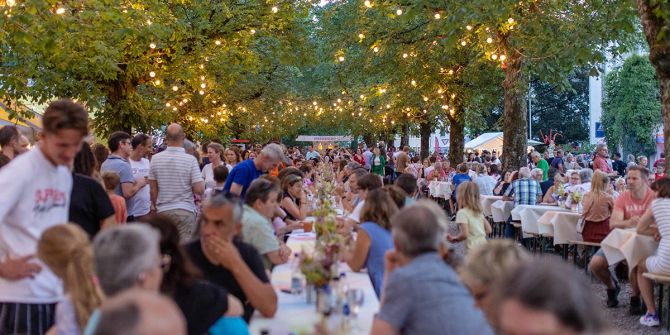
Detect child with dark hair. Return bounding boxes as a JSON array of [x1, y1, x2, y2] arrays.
[[203, 166, 229, 200]]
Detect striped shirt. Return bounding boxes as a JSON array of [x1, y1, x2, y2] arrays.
[[149, 147, 203, 213], [650, 199, 670, 273]]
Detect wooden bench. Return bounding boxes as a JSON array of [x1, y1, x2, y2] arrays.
[[643, 272, 670, 331]]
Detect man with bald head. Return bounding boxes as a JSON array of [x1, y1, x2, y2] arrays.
[[149, 123, 204, 241]]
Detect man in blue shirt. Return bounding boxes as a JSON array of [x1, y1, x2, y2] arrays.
[[223, 143, 287, 198]]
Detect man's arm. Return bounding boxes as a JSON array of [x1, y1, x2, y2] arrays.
[[121, 179, 147, 199], [192, 181, 205, 196], [228, 183, 243, 196], [610, 209, 639, 229], [149, 180, 159, 211]]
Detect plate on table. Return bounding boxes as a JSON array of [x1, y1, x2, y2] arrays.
[[540, 203, 557, 206]]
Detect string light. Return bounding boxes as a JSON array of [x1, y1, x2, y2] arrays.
[[154, 79, 161, 85], [172, 86, 178, 91], [491, 54, 498, 60], [149, 43, 156, 49], [508, 17, 515, 24], [373, 46, 379, 53], [271, 6, 278, 13], [411, 80, 417, 86], [149, 71, 156, 77], [466, 25, 472, 30], [486, 37, 493, 43], [434, 13, 441, 19], [215, 40, 221, 45], [338, 56, 345, 62], [250, 29, 256, 35], [402, 53, 408, 58], [55, 7, 66, 14], [199, 64, 204, 69], [199, 89, 205, 95], [364, 0, 372, 8], [166, 103, 171, 107], [448, 69, 454, 75], [146, 19, 152, 25], [183, 99, 188, 103], [460, 41, 467, 46], [358, 33, 365, 39], [500, 55, 507, 61], [200, 83, 206, 88], [396, 9, 402, 15], [172, 107, 177, 111]]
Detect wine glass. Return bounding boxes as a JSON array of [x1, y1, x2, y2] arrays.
[[346, 288, 365, 318]]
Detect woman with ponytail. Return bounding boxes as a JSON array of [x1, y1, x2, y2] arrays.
[[37, 224, 104, 335]]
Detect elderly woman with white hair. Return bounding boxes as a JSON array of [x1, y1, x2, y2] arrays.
[[93, 224, 167, 297]]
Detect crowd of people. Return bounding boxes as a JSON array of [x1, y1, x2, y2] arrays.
[[0, 98, 668, 334]]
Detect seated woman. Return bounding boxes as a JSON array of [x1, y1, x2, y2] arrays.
[[542, 172, 566, 204], [280, 174, 311, 221], [637, 178, 670, 327], [493, 171, 518, 196], [458, 240, 529, 330], [565, 170, 582, 192], [243, 179, 291, 269], [141, 215, 246, 335], [341, 188, 397, 297]]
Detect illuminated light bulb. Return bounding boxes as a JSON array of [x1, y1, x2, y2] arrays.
[[154, 79, 161, 85], [172, 86, 178, 91], [460, 41, 467, 46], [491, 54, 498, 60], [364, 0, 372, 8], [434, 13, 441, 19], [423, 96, 429, 102], [200, 83, 206, 88], [373, 46, 379, 53], [303, 113, 307, 117], [466, 25, 472, 30], [149, 43, 156, 49], [166, 103, 171, 107], [149, 71, 156, 77], [337, 98, 342, 103], [55, 7, 66, 14], [396, 9, 402, 15], [369, 119, 373, 122], [271, 6, 278, 13], [386, 104, 391, 109], [7, 0, 16, 6], [250, 29, 256, 35], [338, 56, 345, 62], [183, 98, 188, 103], [508, 17, 515, 24], [486, 37, 493, 44], [146, 19, 152, 25], [360, 95, 365, 99], [172, 107, 178, 111], [451, 94, 456, 98], [220, 118, 224, 122], [313, 101, 318, 105], [199, 64, 204, 69], [448, 69, 454, 75], [358, 33, 365, 39], [402, 53, 408, 58], [358, 112, 363, 116], [406, 112, 411, 117], [411, 80, 417, 86], [438, 89, 443, 94], [500, 55, 507, 61], [215, 40, 221, 45], [391, 120, 395, 124], [200, 76, 205, 80]]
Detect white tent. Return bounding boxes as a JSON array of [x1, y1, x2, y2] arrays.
[[465, 132, 542, 153]]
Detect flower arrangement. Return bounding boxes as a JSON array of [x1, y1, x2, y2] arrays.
[[571, 190, 583, 203]]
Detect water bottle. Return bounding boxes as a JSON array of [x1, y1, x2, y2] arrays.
[[290, 253, 303, 295]]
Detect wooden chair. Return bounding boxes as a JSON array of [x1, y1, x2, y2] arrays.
[[643, 272, 670, 331]]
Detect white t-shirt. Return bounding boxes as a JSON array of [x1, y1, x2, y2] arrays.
[[348, 200, 365, 223], [0, 146, 70, 303], [128, 157, 151, 217]]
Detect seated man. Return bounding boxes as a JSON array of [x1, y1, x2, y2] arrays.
[[371, 201, 493, 335], [588, 166, 655, 314], [186, 194, 277, 322], [503, 167, 542, 238]]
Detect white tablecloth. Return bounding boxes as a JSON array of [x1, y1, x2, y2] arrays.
[[249, 232, 380, 335], [480, 195, 503, 217], [490, 200, 514, 223], [428, 181, 452, 199], [537, 211, 582, 245], [511, 205, 570, 238], [601, 228, 659, 272]]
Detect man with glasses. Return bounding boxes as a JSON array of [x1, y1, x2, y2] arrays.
[[101, 131, 148, 220], [593, 144, 617, 178], [186, 194, 277, 322]]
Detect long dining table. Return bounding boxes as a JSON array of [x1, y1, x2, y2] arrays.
[[511, 204, 571, 238], [249, 230, 380, 335]]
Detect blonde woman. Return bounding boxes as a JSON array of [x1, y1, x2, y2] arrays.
[[37, 224, 104, 335], [542, 173, 566, 204], [581, 171, 614, 243], [459, 240, 529, 330], [448, 182, 492, 252], [202, 143, 228, 189]]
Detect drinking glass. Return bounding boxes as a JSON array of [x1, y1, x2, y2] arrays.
[[346, 288, 365, 318]]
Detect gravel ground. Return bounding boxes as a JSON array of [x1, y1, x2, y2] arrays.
[[446, 221, 669, 335]]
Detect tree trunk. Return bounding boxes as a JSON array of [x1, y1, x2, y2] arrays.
[[637, 0, 670, 174], [447, 106, 465, 166], [363, 133, 374, 148], [501, 53, 528, 172], [419, 121, 432, 159], [400, 121, 409, 148]]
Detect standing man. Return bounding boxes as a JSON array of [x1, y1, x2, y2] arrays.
[[128, 133, 152, 222], [588, 166, 655, 313], [0, 99, 88, 333], [530, 151, 549, 181], [305, 145, 320, 161], [223, 143, 286, 198], [592, 144, 617, 177], [550, 149, 565, 173], [363, 144, 373, 171], [101, 131, 147, 208], [612, 152, 627, 177], [149, 124, 204, 241], [396, 146, 410, 175]]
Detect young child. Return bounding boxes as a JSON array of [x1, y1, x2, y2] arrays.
[[102, 171, 127, 224], [37, 224, 105, 334], [448, 181, 492, 253], [203, 165, 229, 200]]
